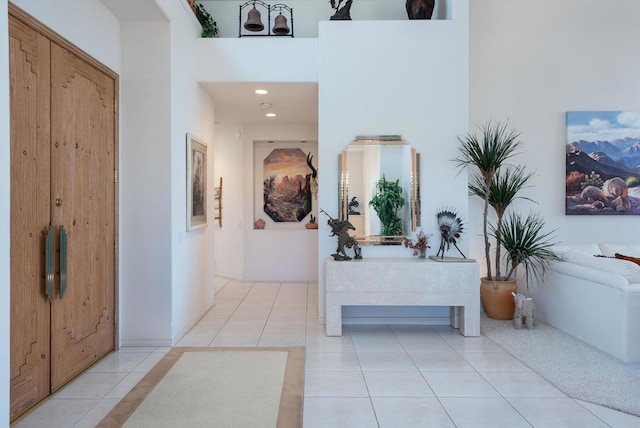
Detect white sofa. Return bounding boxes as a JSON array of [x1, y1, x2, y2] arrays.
[[530, 244, 640, 363]]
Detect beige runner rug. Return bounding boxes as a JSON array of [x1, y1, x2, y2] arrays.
[[98, 347, 305, 428]]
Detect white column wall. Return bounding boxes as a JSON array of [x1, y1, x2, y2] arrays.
[[317, 0, 470, 323], [1, 0, 9, 420], [120, 0, 217, 345], [469, 0, 640, 269], [119, 21, 173, 346], [161, 0, 217, 343]]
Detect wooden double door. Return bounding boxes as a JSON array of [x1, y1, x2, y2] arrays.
[[9, 6, 118, 421]]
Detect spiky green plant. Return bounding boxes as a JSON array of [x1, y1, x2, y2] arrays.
[[469, 166, 535, 279], [493, 211, 562, 287], [454, 120, 523, 280]]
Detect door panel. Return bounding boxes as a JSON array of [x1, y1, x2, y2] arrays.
[[9, 16, 52, 421], [50, 43, 116, 390]]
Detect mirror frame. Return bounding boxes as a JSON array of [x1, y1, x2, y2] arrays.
[[339, 139, 421, 245]]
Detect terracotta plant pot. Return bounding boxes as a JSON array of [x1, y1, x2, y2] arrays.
[[480, 278, 517, 320], [305, 223, 318, 229]]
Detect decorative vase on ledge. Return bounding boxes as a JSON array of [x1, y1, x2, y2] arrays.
[[406, 0, 434, 19]]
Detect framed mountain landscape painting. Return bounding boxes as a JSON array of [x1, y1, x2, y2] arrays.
[[566, 111, 640, 215]]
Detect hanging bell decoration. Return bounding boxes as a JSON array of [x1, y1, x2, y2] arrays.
[[244, 5, 264, 32], [272, 12, 290, 35]]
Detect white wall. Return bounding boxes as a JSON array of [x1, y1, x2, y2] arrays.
[[1, 0, 9, 421], [201, 0, 454, 38], [212, 125, 319, 283], [119, 0, 217, 345], [317, 0, 470, 322], [243, 124, 319, 281], [162, 0, 217, 343], [213, 123, 319, 283], [469, 0, 640, 270], [119, 21, 173, 346], [213, 126, 245, 279], [196, 37, 318, 82]]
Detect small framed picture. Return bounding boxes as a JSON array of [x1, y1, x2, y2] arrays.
[[187, 133, 207, 230]]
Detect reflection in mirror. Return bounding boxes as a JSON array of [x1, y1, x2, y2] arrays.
[[339, 140, 421, 245]]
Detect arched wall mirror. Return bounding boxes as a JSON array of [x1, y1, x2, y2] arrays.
[[339, 139, 421, 245]]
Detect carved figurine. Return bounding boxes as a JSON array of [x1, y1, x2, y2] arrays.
[[307, 152, 318, 200], [348, 196, 361, 215], [329, 0, 353, 20], [512, 292, 535, 330], [321, 209, 359, 261]]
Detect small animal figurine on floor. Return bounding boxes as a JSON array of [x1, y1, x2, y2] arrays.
[[512, 292, 535, 330]]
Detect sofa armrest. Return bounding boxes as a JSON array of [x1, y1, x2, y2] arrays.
[[548, 261, 629, 291]]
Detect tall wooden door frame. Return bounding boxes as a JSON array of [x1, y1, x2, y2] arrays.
[[9, 3, 119, 421]]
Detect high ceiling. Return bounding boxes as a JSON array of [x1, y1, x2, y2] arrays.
[[99, 1, 318, 127], [99, 0, 168, 21], [200, 82, 318, 126]]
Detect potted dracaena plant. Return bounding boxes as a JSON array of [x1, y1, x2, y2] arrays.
[[455, 120, 561, 319]]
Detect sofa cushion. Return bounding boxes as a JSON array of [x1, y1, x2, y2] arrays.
[[561, 251, 640, 283], [599, 244, 640, 258], [553, 244, 602, 256]]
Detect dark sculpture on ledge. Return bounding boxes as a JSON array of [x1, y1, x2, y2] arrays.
[[406, 0, 434, 20], [348, 196, 360, 215], [436, 208, 467, 259], [321, 209, 361, 260], [329, 0, 352, 20]]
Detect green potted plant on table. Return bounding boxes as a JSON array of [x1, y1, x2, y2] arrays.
[[455, 121, 561, 319], [369, 176, 406, 237]]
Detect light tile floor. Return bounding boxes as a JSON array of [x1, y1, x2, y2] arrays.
[[12, 278, 640, 427]]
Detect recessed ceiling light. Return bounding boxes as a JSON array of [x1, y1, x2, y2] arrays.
[[260, 102, 272, 109], [266, 113, 277, 118], [255, 89, 268, 95]]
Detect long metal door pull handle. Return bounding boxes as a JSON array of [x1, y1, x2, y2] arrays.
[[45, 225, 54, 302], [59, 225, 68, 299]]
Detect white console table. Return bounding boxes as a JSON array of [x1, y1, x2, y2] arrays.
[[325, 257, 480, 336]]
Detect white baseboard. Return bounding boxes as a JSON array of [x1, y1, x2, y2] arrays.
[[343, 317, 452, 325], [120, 339, 173, 347], [318, 316, 452, 326]]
